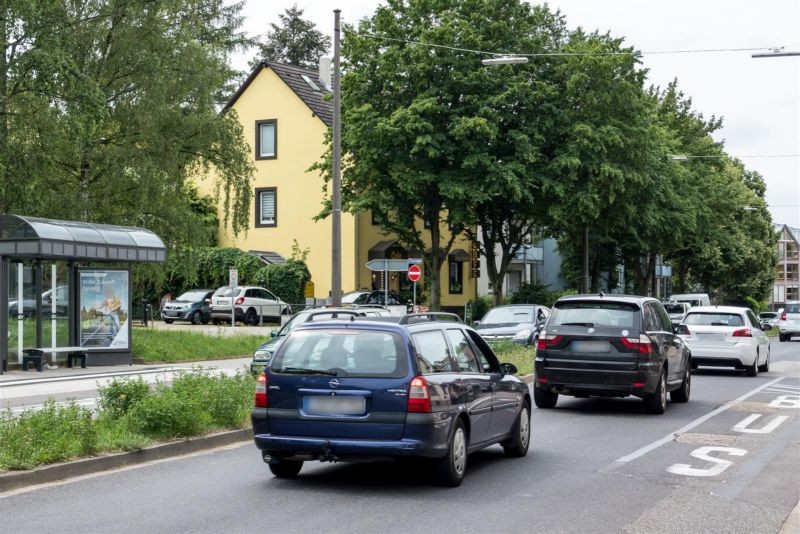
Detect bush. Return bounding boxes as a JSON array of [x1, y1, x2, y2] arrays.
[[128, 386, 210, 439], [254, 259, 311, 305], [98, 377, 152, 419], [0, 401, 97, 470], [169, 369, 254, 428], [470, 296, 494, 321], [95, 416, 150, 452], [511, 282, 551, 305]]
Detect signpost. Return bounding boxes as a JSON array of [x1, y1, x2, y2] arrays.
[[408, 264, 421, 307], [229, 268, 238, 327]]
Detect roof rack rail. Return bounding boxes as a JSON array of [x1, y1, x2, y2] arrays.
[[398, 312, 463, 325], [304, 310, 364, 321]]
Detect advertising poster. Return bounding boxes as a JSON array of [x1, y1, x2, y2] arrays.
[[79, 270, 129, 349]]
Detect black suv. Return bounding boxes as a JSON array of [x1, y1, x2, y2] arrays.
[[534, 294, 691, 414]]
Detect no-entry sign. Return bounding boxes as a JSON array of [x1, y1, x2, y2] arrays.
[[408, 264, 421, 282]]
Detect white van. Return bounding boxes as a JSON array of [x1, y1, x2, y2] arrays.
[[669, 293, 711, 308]]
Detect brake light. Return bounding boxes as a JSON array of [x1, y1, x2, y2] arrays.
[[235, 296, 245, 306], [732, 328, 753, 338], [780, 312, 787, 321], [537, 334, 563, 350], [620, 334, 653, 354], [254, 372, 268, 407], [407, 376, 431, 413]]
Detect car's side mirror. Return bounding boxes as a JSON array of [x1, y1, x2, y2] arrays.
[[473, 320, 480, 327], [270, 329, 278, 338], [204, 298, 211, 303], [675, 324, 690, 335], [761, 323, 772, 331], [499, 362, 518, 375]]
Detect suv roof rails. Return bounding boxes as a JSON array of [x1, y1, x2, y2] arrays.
[[398, 312, 463, 325], [305, 310, 364, 321]]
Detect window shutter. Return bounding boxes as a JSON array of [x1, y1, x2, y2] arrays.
[[260, 190, 275, 225]]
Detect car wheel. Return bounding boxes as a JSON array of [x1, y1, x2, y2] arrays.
[[268, 459, 303, 478], [191, 311, 203, 325], [245, 308, 258, 326], [644, 368, 667, 414], [434, 418, 467, 487], [502, 402, 531, 458], [163, 319, 174, 325], [670, 363, 691, 403], [745, 351, 759, 377], [201, 314, 210, 325], [533, 386, 558, 409], [758, 349, 770, 373], [779, 334, 786, 342]]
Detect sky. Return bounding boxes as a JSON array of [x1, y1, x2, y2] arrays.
[[231, 0, 800, 227]]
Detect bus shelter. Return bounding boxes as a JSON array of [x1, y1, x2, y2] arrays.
[[0, 214, 166, 373]]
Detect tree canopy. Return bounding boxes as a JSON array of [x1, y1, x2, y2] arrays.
[[252, 5, 330, 69]]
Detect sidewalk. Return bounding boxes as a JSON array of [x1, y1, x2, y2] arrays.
[[148, 321, 279, 337]]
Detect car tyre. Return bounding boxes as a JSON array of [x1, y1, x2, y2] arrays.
[[245, 308, 258, 326], [670, 363, 691, 403], [758, 349, 770, 373], [502, 402, 531, 458], [163, 319, 174, 325], [201, 314, 210, 325], [644, 368, 667, 414], [268, 459, 303, 478], [191, 311, 203, 325], [434, 419, 467, 487], [745, 352, 759, 377], [778, 334, 787, 342], [534, 387, 558, 409]]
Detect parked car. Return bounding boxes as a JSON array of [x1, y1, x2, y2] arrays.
[[210, 286, 291, 325], [357, 291, 410, 316], [665, 302, 691, 325], [250, 308, 386, 373], [160, 289, 214, 325], [341, 290, 370, 305], [251, 312, 531, 486], [778, 301, 800, 342], [669, 293, 711, 307], [678, 306, 771, 375], [474, 304, 549, 346], [9, 286, 69, 318], [534, 294, 692, 414], [758, 311, 780, 328]]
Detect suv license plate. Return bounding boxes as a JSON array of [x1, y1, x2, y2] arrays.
[[305, 396, 366, 415], [571, 341, 611, 353]]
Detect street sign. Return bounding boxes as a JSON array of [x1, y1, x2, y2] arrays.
[[408, 264, 421, 282], [365, 259, 411, 272], [407, 258, 423, 265], [229, 268, 238, 287], [304, 280, 315, 298]]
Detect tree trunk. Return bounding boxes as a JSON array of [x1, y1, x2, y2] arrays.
[[648, 252, 657, 297], [80, 150, 90, 221], [582, 225, 590, 293], [677, 257, 689, 292], [591, 250, 602, 292], [429, 219, 441, 311], [0, 3, 9, 212]]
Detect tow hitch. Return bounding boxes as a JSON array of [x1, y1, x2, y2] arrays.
[[319, 441, 339, 463]]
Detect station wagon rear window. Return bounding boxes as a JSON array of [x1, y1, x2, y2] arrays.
[[786, 304, 800, 314], [683, 313, 744, 327], [272, 329, 407, 378], [665, 304, 687, 314], [549, 301, 638, 328]]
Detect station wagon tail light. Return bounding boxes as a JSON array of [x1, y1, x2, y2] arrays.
[[732, 328, 753, 338], [537, 334, 563, 350], [255, 372, 268, 408], [235, 296, 245, 306], [407, 376, 431, 413], [780, 312, 787, 321], [620, 335, 653, 354]]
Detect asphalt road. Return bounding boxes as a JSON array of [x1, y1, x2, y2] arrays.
[[1, 350, 798, 534]]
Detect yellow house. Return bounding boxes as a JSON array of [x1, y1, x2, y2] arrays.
[[199, 61, 475, 310]]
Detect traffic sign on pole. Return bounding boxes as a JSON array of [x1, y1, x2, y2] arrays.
[[407, 264, 421, 282]]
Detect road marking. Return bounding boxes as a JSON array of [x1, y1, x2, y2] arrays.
[[732, 413, 788, 434], [667, 446, 747, 477], [8, 398, 98, 416], [615, 376, 784, 463], [769, 395, 800, 408]]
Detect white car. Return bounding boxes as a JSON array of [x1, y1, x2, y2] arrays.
[[210, 286, 291, 325], [778, 302, 800, 342], [678, 306, 771, 376], [341, 290, 370, 305]]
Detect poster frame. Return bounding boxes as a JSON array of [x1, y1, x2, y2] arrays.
[[76, 267, 132, 353]]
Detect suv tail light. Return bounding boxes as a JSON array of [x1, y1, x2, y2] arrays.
[[255, 372, 268, 407], [620, 334, 653, 354], [537, 333, 563, 350], [235, 296, 245, 306], [407, 376, 431, 413], [732, 328, 753, 338], [780, 312, 787, 321]]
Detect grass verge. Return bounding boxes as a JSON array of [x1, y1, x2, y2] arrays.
[[0, 369, 255, 472], [491, 340, 535, 376], [132, 329, 265, 363]]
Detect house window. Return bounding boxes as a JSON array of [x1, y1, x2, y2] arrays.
[[449, 260, 463, 294], [256, 120, 277, 159], [255, 187, 277, 227]]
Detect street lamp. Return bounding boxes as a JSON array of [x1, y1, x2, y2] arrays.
[[482, 56, 529, 66], [523, 243, 531, 285], [331, 9, 342, 306]]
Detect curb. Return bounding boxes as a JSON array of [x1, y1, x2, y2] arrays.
[[0, 428, 252, 493], [780, 499, 800, 534]]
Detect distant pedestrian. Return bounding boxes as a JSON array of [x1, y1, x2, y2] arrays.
[[160, 291, 173, 310]]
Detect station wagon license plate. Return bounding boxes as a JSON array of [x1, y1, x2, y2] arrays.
[[571, 341, 611, 353], [304, 395, 366, 416]]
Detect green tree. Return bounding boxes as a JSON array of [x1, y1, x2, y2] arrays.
[[253, 5, 330, 69]]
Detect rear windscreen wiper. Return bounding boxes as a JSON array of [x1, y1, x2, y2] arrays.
[[278, 367, 338, 376], [560, 322, 594, 327]]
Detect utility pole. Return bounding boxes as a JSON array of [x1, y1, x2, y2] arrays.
[[582, 225, 590, 293], [331, 9, 342, 306]]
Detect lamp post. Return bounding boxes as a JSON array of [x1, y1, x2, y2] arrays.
[[523, 243, 531, 285], [331, 9, 342, 306]]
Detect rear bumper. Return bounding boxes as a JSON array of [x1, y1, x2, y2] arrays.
[[210, 307, 244, 320], [535, 358, 660, 397], [683, 342, 755, 366]]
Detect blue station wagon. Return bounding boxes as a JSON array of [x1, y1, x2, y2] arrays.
[[251, 313, 531, 486]]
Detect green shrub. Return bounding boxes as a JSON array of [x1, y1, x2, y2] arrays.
[[511, 282, 551, 305], [0, 401, 97, 470], [470, 296, 493, 321], [254, 259, 311, 305], [128, 386, 210, 439], [95, 416, 150, 452], [98, 377, 152, 419], [744, 296, 761, 314], [169, 369, 254, 428]]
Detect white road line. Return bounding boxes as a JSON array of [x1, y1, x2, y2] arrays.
[[765, 386, 800, 393], [615, 377, 785, 464]]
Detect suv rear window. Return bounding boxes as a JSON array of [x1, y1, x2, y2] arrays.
[[683, 313, 744, 326], [786, 304, 800, 314], [213, 287, 240, 297], [665, 304, 686, 314], [549, 301, 638, 328], [272, 329, 407, 377]]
